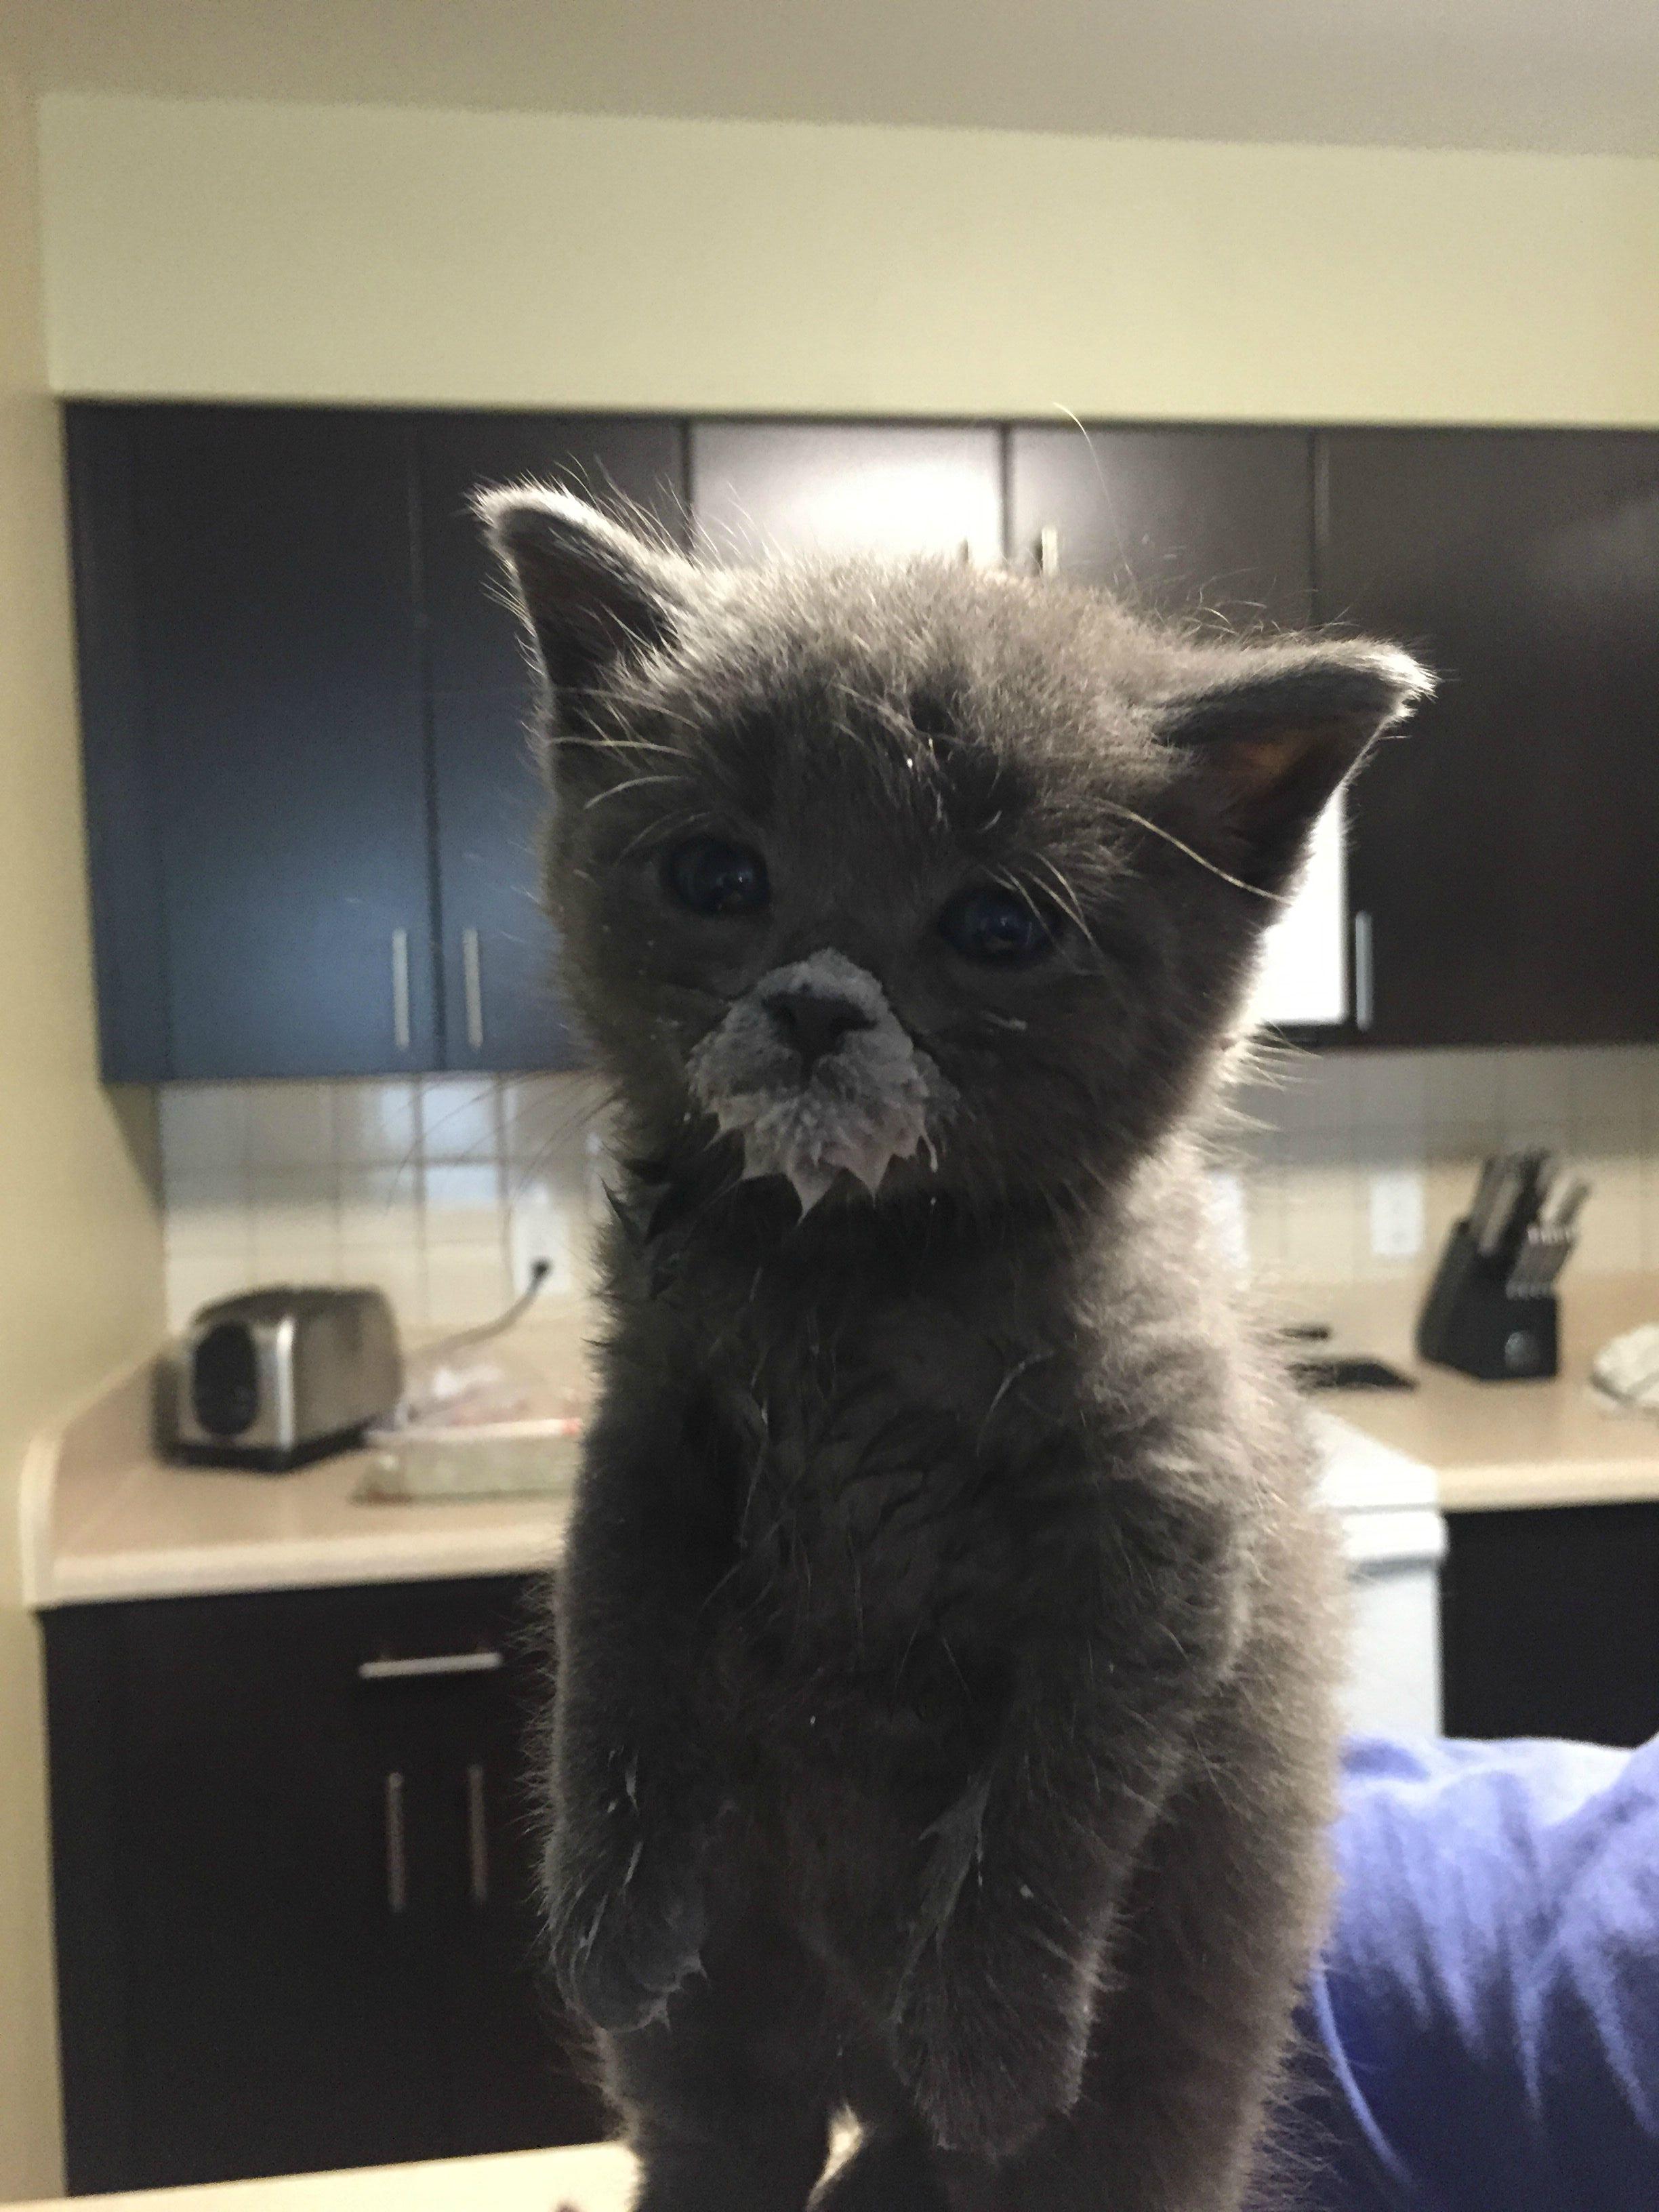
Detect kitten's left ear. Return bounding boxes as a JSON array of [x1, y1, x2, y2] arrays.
[[1154, 640, 1433, 894]]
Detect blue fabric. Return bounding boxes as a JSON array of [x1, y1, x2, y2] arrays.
[[1289, 1733, 1659, 2210]]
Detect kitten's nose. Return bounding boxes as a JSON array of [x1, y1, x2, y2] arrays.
[[766, 990, 874, 1074]]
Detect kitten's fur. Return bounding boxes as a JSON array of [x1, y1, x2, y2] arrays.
[[483, 489, 1429, 2212]]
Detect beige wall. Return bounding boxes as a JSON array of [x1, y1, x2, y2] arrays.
[[0, 45, 165, 2203], [38, 93, 1659, 423]]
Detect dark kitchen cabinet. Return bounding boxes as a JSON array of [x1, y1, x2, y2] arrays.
[[68, 405, 438, 1081], [1441, 1504, 1659, 1747], [691, 419, 1003, 564], [43, 1576, 605, 2194], [1318, 429, 1659, 1048], [417, 413, 687, 1072], [1006, 424, 1314, 628]]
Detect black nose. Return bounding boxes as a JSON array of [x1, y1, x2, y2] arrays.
[[766, 991, 874, 1074]]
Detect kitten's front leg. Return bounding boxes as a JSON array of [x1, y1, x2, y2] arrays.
[[892, 1473, 1247, 2158], [544, 1391, 726, 2033]]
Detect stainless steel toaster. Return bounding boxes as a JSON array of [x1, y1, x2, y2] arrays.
[[167, 1286, 404, 1471]]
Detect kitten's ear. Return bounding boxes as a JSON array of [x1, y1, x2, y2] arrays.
[[1154, 640, 1433, 894], [476, 487, 691, 714]]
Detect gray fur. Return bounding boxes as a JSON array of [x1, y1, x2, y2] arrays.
[[481, 485, 1430, 2212]]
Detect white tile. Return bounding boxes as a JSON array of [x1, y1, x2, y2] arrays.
[[1279, 1164, 1362, 1281], [247, 1237, 341, 1291], [333, 1081, 422, 1166], [1495, 1048, 1574, 1143], [424, 1242, 512, 1326], [339, 1165, 423, 1250], [1571, 1156, 1645, 1274], [159, 1084, 248, 1183], [423, 1160, 506, 1245], [344, 1249, 429, 1332], [1570, 1048, 1658, 1143], [245, 1082, 337, 1170], [165, 1194, 253, 1265], [1425, 1050, 1501, 1130], [419, 1079, 502, 1164], [165, 1252, 259, 1332], [1252, 1053, 1355, 1140], [1351, 1052, 1428, 1137]]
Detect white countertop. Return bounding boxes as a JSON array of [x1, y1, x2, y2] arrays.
[[3, 2145, 635, 2212], [1286, 1273, 1659, 1513], [22, 1319, 590, 1609], [25, 1275, 1659, 1610]]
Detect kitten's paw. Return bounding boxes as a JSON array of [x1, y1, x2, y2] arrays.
[[544, 1823, 708, 2034], [893, 1954, 1088, 2160]]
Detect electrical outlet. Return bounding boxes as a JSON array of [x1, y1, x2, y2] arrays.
[[1369, 1168, 1426, 1261], [509, 1182, 574, 1295]]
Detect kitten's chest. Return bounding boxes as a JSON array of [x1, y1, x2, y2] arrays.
[[698, 1322, 1026, 1733]]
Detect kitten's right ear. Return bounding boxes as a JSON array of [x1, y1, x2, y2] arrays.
[[476, 488, 690, 712]]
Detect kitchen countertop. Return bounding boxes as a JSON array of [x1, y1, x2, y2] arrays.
[[1281, 1270, 1659, 1513], [23, 1274, 1659, 1610], [20, 1314, 593, 1609], [3, 2144, 636, 2212]]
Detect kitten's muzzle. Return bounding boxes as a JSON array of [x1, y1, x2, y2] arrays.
[[764, 987, 875, 1077]]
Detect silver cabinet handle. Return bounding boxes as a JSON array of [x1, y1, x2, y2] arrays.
[[358, 1650, 504, 1682], [1352, 909, 1374, 1031], [466, 1763, 490, 1908], [390, 927, 411, 1052], [384, 1771, 408, 1914], [462, 926, 485, 1052], [1037, 525, 1060, 577]]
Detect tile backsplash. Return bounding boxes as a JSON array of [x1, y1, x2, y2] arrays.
[[161, 1074, 609, 1333], [159, 1048, 1659, 1335]]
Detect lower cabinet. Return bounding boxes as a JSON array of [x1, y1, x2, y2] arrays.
[[43, 1575, 608, 2195], [1440, 1504, 1659, 1749]]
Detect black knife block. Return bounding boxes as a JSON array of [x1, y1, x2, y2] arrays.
[[1416, 1220, 1559, 1382]]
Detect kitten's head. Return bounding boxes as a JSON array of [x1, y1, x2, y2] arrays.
[[481, 489, 1429, 1215]]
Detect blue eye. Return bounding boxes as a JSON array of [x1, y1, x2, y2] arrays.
[[939, 884, 1059, 963], [663, 836, 770, 917]]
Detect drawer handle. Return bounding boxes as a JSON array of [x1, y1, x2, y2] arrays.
[[384, 1771, 408, 1915], [358, 1651, 504, 1682], [1352, 909, 1375, 1031], [390, 927, 412, 1052], [462, 926, 485, 1052], [466, 1762, 490, 1908]]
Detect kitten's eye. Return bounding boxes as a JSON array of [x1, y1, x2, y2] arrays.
[[663, 836, 770, 917], [939, 884, 1060, 964]]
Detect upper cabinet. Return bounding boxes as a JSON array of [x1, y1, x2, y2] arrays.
[[416, 414, 687, 1074], [68, 406, 1659, 1078], [1321, 430, 1659, 1048], [1006, 424, 1313, 627], [69, 405, 688, 1081], [71, 405, 436, 1081], [1007, 425, 1343, 1029], [691, 420, 1003, 564]]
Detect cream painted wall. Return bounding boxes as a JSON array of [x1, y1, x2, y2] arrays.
[[0, 47, 166, 2204], [38, 93, 1659, 423]]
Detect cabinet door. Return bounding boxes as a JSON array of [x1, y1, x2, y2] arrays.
[[1319, 430, 1659, 1048], [418, 413, 688, 1071], [1441, 1506, 1659, 1747], [1007, 426, 1343, 1025], [129, 406, 437, 1077], [1006, 424, 1313, 628], [691, 419, 1003, 564], [45, 1577, 604, 2193]]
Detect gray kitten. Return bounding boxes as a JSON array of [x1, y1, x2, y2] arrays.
[[483, 488, 1428, 2212]]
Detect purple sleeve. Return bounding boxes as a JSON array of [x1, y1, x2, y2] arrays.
[[1286, 1733, 1659, 2211]]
